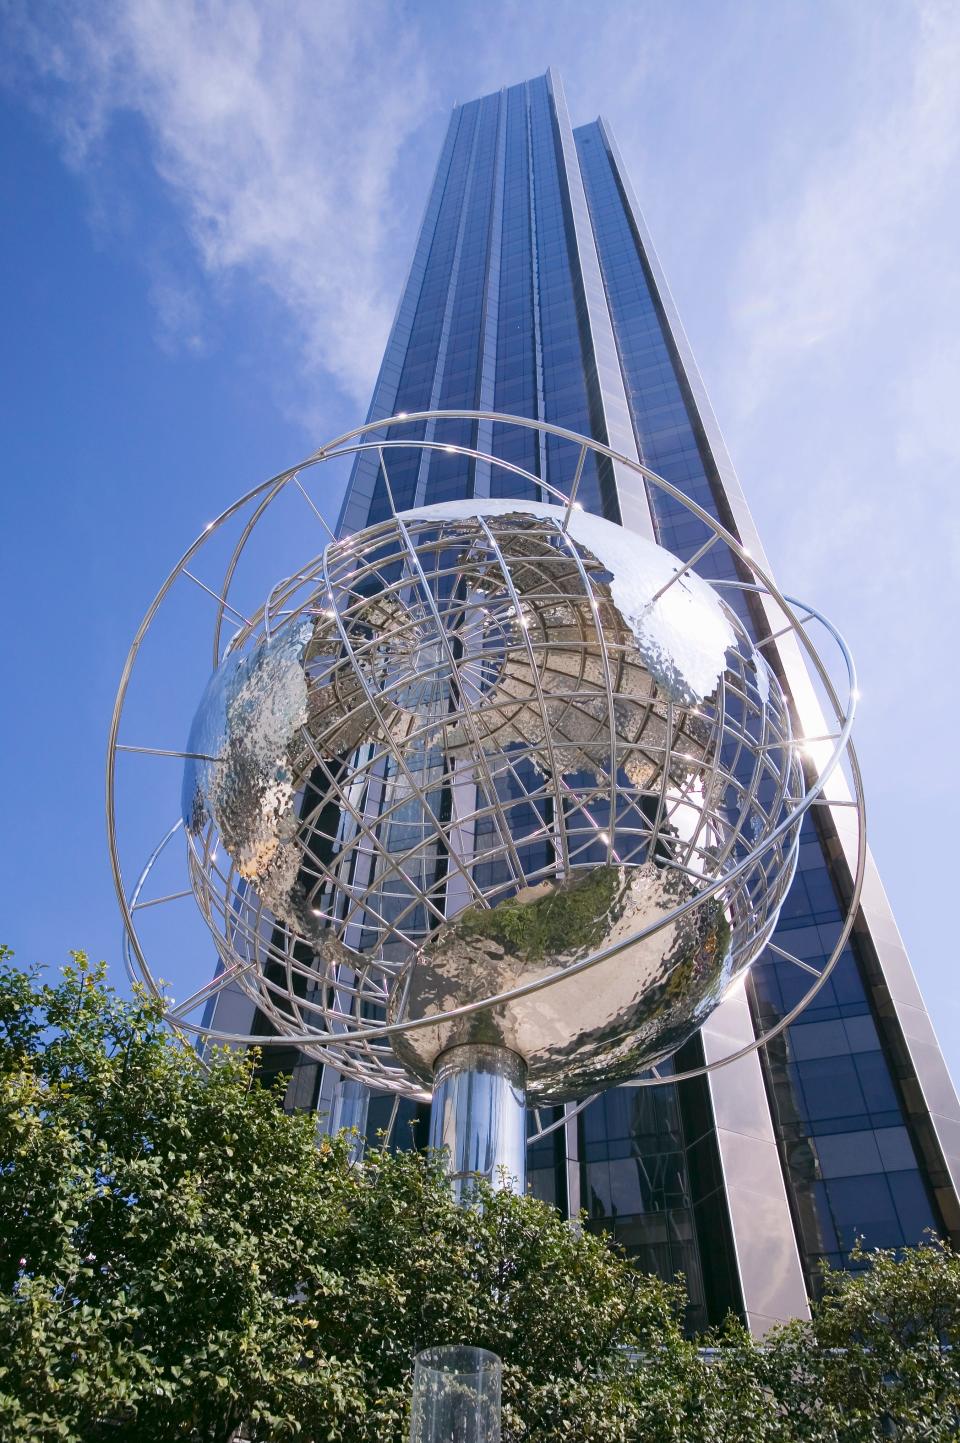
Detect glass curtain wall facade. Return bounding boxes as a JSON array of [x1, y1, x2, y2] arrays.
[[246, 71, 960, 1334]]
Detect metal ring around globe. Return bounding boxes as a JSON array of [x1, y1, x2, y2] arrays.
[[212, 427, 856, 778], [107, 410, 864, 1107], [110, 421, 854, 1079], [208, 429, 579, 663], [118, 770, 861, 1125], [176, 523, 806, 1067], [114, 649, 814, 1044], [173, 710, 834, 1043], [115, 750, 862, 1126], [117, 707, 862, 1108], [119, 770, 859, 1097], [196, 403, 847, 691]]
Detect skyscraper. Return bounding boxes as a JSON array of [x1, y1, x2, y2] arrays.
[[248, 70, 960, 1335]]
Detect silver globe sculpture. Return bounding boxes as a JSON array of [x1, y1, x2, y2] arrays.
[[108, 412, 864, 1197]]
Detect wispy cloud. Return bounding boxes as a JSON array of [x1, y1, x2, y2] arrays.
[[715, 0, 960, 681], [896, 338, 960, 470], [0, 0, 693, 410], [729, 0, 960, 415], [4, 0, 432, 405], [147, 267, 208, 357]]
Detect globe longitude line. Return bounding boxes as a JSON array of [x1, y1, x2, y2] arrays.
[[108, 412, 863, 1171]]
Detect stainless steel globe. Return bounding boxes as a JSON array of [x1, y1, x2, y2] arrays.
[[108, 412, 863, 1194], [179, 498, 801, 1104]]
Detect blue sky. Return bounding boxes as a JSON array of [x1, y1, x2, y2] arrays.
[[1, 1, 958, 1079]]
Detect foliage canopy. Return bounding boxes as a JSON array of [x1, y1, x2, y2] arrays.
[[1, 948, 957, 1441]]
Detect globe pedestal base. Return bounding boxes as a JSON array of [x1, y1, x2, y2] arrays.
[[428, 1044, 527, 1201]]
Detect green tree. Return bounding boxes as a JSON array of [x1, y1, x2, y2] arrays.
[[627, 1245, 960, 1442], [807, 1239, 960, 1440], [2, 947, 958, 1442], [307, 1139, 686, 1441], [0, 948, 682, 1442], [0, 948, 365, 1441]]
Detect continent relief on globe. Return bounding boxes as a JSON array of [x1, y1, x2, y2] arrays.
[[388, 863, 733, 1105], [177, 500, 794, 1102]]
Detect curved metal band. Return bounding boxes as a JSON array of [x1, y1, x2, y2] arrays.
[[107, 410, 864, 1104]]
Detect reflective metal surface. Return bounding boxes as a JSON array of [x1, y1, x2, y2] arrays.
[[181, 605, 416, 947], [175, 498, 801, 1103], [401, 500, 734, 787], [428, 1044, 528, 1198], [182, 620, 314, 934], [107, 411, 863, 1106], [391, 864, 731, 1104]]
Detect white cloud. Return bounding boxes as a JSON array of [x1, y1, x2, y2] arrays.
[[729, 0, 960, 414], [896, 338, 960, 470], [1, 0, 680, 410], [4, 0, 432, 404], [145, 263, 208, 356]]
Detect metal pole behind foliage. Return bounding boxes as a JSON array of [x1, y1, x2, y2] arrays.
[[410, 1346, 502, 1443]]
